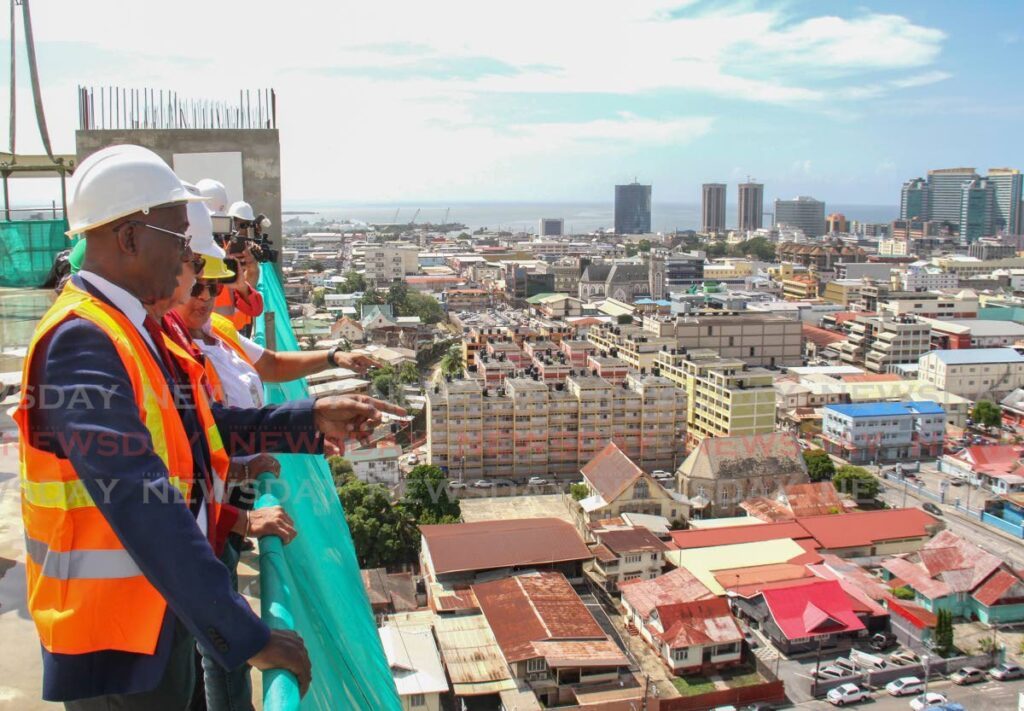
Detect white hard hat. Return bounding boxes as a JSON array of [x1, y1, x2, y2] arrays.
[[196, 178, 229, 215], [182, 183, 226, 260], [66, 144, 204, 237], [228, 200, 256, 222]]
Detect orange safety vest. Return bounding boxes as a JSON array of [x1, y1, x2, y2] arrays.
[[203, 312, 258, 403], [15, 281, 231, 656]]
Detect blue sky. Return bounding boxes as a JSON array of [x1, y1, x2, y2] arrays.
[[2, 1, 1022, 206]]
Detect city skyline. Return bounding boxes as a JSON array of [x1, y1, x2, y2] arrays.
[[2, 1, 1022, 206]]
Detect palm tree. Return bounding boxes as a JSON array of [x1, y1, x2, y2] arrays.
[[440, 344, 464, 377]]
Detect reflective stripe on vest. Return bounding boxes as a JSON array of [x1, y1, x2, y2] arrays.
[[209, 312, 254, 366], [16, 281, 230, 655], [25, 537, 141, 580]]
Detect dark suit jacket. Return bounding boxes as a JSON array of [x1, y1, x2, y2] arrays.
[[26, 277, 320, 701]]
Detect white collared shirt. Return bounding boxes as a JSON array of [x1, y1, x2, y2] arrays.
[[76, 271, 209, 537]]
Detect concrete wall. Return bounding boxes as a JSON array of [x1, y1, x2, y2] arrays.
[[75, 129, 282, 258]]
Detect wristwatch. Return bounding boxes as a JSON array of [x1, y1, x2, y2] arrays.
[[327, 345, 343, 367]]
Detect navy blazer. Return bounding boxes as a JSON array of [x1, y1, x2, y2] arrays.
[[26, 286, 320, 701]]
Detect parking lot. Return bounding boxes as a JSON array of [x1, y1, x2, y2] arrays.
[[799, 675, 1024, 709]]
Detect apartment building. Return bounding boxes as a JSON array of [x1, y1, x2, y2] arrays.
[[821, 279, 866, 306], [781, 274, 819, 301], [586, 323, 675, 370], [363, 242, 420, 286], [426, 373, 686, 481], [901, 264, 958, 291], [932, 255, 1024, 278], [654, 348, 776, 450], [918, 348, 1024, 401], [838, 316, 932, 373], [878, 290, 979, 320], [821, 401, 946, 464], [632, 311, 803, 368]]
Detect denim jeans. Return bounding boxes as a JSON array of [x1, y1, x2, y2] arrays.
[[199, 539, 254, 711]]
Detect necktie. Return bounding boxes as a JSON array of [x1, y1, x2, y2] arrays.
[[142, 315, 181, 382]]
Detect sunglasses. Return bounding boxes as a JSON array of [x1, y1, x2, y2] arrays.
[[118, 220, 194, 261], [191, 281, 225, 299]]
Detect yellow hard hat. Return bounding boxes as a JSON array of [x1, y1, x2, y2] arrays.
[[199, 257, 235, 281]]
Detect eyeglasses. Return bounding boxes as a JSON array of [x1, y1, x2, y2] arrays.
[[191, 255, 206, 276], [120, 220, 193, 261], [191, 281, 225, 299]]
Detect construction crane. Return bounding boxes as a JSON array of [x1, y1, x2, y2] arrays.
[[392, 208, 401, 224], [408, 208, 420, 227]]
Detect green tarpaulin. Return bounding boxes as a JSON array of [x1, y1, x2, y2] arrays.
[[0, 219, 69, 287], [252, 265, 401, 711]]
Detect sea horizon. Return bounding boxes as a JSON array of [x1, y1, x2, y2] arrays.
[[282, 200, 899, 234]]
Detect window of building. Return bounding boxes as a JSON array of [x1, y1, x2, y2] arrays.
[[408, 693, 426, 707], [526, 658, 547, 673], [634, 481, 649, 499], [671, 648, 689, 661], [624, 554, 642, 564]]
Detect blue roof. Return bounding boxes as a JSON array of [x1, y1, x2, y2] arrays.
[[825, 401, 945, 418], [925, 348, 1024, 365], [655, 299, 672, 306], [635, 298, 655, 304]]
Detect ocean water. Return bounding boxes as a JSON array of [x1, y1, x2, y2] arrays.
[[283, 201, 898, 234]]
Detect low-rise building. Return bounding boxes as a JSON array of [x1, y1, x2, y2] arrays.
[[379, 618, 450, 711], [444, 288, 491, 312], [882, 530, 1024, 624], [820, 401, 946, 464], [577, 442, 686, 526], [918, 348, 1024, 401], [839, 315, 932, 373], [642, 598, 743, 674], [739, 579, 865, 655], [347, 444, 402, 486], [675, 432, 809, 517], [473, 572, 637, 708], [590, 527, 668, 591]]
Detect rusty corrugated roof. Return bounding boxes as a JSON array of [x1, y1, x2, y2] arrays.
[[531, 640, 628, 668], [620, 567, 715, 617], [433, 614, 517, 696], [596, 527, 669, 555], [473, 572, 608, 663], [654, 598, 743, 649], [421, 518, 591, 575]]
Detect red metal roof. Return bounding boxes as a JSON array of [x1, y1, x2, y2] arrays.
[[654, 598, 743, 649], [794, 509, 938, 549], [972, 569, 1023, 607], [885, 596, 937, 629], [839, 373, 904, 383], [473, 573, 608, 663], [783, 482, 845, 517], [803, 323, 846, 348], [761, 579, 865, 641], [669, 521, 813, 550], [531, 640, 628, 668], [421, 518, 591, 576], [620, 568, 715, 617]]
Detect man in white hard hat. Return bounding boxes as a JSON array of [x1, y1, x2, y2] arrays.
[[16, 144, 404, 709], [195, 178, 229, 216], [216, 199, 264, 336]]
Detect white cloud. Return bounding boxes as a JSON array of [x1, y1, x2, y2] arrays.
[[0, 1, 950, 201]]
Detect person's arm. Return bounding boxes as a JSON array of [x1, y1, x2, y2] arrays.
[[33, 319, 270, 671], [252, 348, 378, 383]]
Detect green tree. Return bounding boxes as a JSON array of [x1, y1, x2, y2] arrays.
[[625, 244, 638, 257], [972, 399, 1002, 429], [892, 586, 915, 600], [832, 464, 880, 500], [340, 270, 367, 293], [311, 287, 326, 309], [803, 449, 836, 482], [399, 362, 421, 385], [404, 291, 445, 324], [733, 236, 776, 261], [933, 608, 954, 656], [706, 241, 728, 259], [327, 455, 354, 488], [440, 344, 464, 377], [637, 238, 652, 253], [404, 464, 461, 524], [308, 260, 326, 272], [337, 476, 420, 568], [371, 366, 407, 406], [570, 483, 589, 501]]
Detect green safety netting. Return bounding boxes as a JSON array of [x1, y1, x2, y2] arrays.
[[0, 219, 69, 287], [251, 265, 401, 711]]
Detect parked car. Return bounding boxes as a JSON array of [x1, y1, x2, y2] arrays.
[[813, 665, 846, 679], [922, 502, 943, 516], [910, 692, 947, 711], [826, 683, 870, 706], [949, 479, 964, 487], [527, 476, 548, 486], [989, 661, 1024, 680], [890, 649, 920, 665], [886, 676, 925, 696], [850, 649, 888, 670], [471, 479, 494, 488], [950, 666, 985, 685], [448, 481, 467, 489], [870, 631, 898, 651], [832, 657, 858, 674]]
